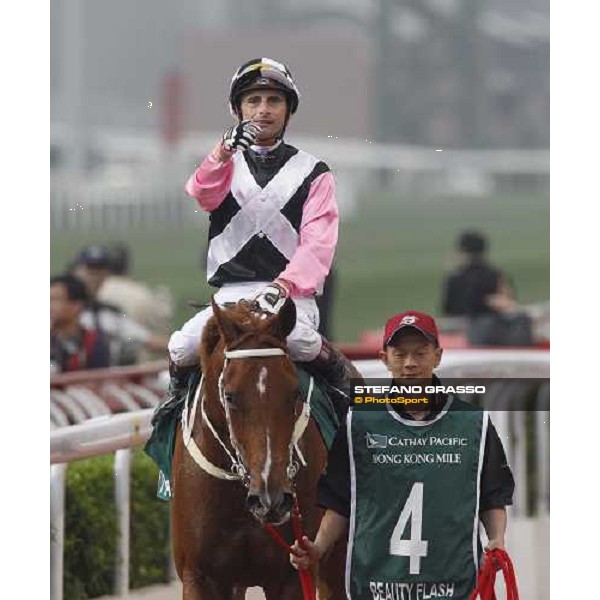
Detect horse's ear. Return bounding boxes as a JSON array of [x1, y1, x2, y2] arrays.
[[269, 297, 296, 340], [212, 297, 244, 345], [199, 315, 221, 370]]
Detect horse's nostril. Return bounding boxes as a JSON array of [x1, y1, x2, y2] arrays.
[[246, 490, 293, 519], [279, 492, 294, 514], [246, 493, 262, 513]]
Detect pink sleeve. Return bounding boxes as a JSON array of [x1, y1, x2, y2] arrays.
[[275, 171, 338, 297], [184, 143, 235, 212]]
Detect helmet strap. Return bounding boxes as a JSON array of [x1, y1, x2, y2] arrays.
[[277, 116, 290, 141]]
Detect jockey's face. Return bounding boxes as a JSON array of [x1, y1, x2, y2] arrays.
[[240, 89, 288, 146]]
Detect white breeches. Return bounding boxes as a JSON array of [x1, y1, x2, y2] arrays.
[[168, 282, 323, 367]]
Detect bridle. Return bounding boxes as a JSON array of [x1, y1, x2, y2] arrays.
[[180, 340, 318, 600], [181, 346, 313, 489]]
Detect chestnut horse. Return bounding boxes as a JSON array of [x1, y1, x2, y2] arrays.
[[171, 298, 346, 600]]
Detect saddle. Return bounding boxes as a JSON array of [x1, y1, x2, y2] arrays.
[[144, 367, 341, 501]]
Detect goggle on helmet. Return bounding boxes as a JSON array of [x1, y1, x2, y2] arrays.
[[229, 58, 300, 119]]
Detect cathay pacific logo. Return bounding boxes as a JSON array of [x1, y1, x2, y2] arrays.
[[366, 433, 388, 449]]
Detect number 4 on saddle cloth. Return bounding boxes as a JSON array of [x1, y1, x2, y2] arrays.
[[144, 368, 341, 500]]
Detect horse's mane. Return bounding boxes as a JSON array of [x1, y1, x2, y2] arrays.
[[198, 301, 281, 372]]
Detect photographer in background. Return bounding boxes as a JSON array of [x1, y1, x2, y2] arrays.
[[442, 231, 533, 346]]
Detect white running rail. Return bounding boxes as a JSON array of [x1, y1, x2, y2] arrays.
[[50, 351, 550, 600]]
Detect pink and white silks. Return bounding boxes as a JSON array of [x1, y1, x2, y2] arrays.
[[169, 144, 339, 366]]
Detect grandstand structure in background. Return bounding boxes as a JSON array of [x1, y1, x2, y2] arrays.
[[50, 0, 549, 233], [51, 0, 548, 178], [51, 0, 548, 235]]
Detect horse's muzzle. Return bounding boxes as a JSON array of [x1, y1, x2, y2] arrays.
[[246, 489, 294, 524]]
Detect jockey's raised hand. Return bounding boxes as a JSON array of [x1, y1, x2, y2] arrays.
[[253, 281, 288, 316], [222, 120, 261, 153]]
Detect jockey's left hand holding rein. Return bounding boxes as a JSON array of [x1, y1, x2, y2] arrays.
[[253, 281, 289, 316]]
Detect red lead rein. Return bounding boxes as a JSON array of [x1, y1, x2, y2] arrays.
[[263, 498, 316, 600], [469, 549, 520, 600]]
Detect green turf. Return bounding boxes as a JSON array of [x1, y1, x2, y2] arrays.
[[50, 193, 549, 343]]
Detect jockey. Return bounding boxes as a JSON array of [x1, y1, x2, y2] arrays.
[[166, 57, 359, 408]]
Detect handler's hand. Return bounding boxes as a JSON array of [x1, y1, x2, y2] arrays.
[[484, 539, 506, 571], [290, 536, 323, 571], [484, 538, 505, 552]]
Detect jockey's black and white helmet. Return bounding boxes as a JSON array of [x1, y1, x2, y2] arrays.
[[229, 58, 300, 120]]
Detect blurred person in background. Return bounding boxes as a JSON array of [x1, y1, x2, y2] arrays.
[[166, 58, 358, 410], [50, 274, 111, 373], [441, 231, 533, 346], [70, 244, 169, 364], [69, 244, 113, 301], [98, 243, 174, 360]]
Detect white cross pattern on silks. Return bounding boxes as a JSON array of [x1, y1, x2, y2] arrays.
[[206, 150, 319, 282]]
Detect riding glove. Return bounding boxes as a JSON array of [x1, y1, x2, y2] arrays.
[[222, 120, 261, 152], [253, 282, 288, 316]]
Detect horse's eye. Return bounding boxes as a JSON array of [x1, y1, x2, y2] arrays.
[[224, 391, 237, 405]]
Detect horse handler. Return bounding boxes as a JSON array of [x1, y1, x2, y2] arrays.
[[290, 311, 515, 600], [166, 57, 359, 408]]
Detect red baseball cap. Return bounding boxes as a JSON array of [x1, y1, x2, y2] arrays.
[[383, 311, 440, 348]]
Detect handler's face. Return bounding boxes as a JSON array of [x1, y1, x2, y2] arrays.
[[380, 330, 442, 381], [240, 89, 288, 145]]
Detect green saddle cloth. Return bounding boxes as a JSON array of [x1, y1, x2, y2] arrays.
[[144, 368, 340, 501]]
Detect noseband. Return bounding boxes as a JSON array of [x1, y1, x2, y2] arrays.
[[181, 346, 313, 488]]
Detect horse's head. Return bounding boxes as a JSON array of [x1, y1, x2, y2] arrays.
[[206, 297, 302, 524]]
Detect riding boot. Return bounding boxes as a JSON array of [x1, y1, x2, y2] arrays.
[[151, 358, 198, 426], [304, 338, 363, 420]]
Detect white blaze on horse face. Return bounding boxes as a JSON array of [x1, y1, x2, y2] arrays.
[[258, 368, 271, 502], [257, 366, 268, 396], [261, 426, 272, 503]]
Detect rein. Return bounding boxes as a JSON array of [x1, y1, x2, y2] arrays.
[[263, 496, 317, 600], [469, 549, 520, 600]]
